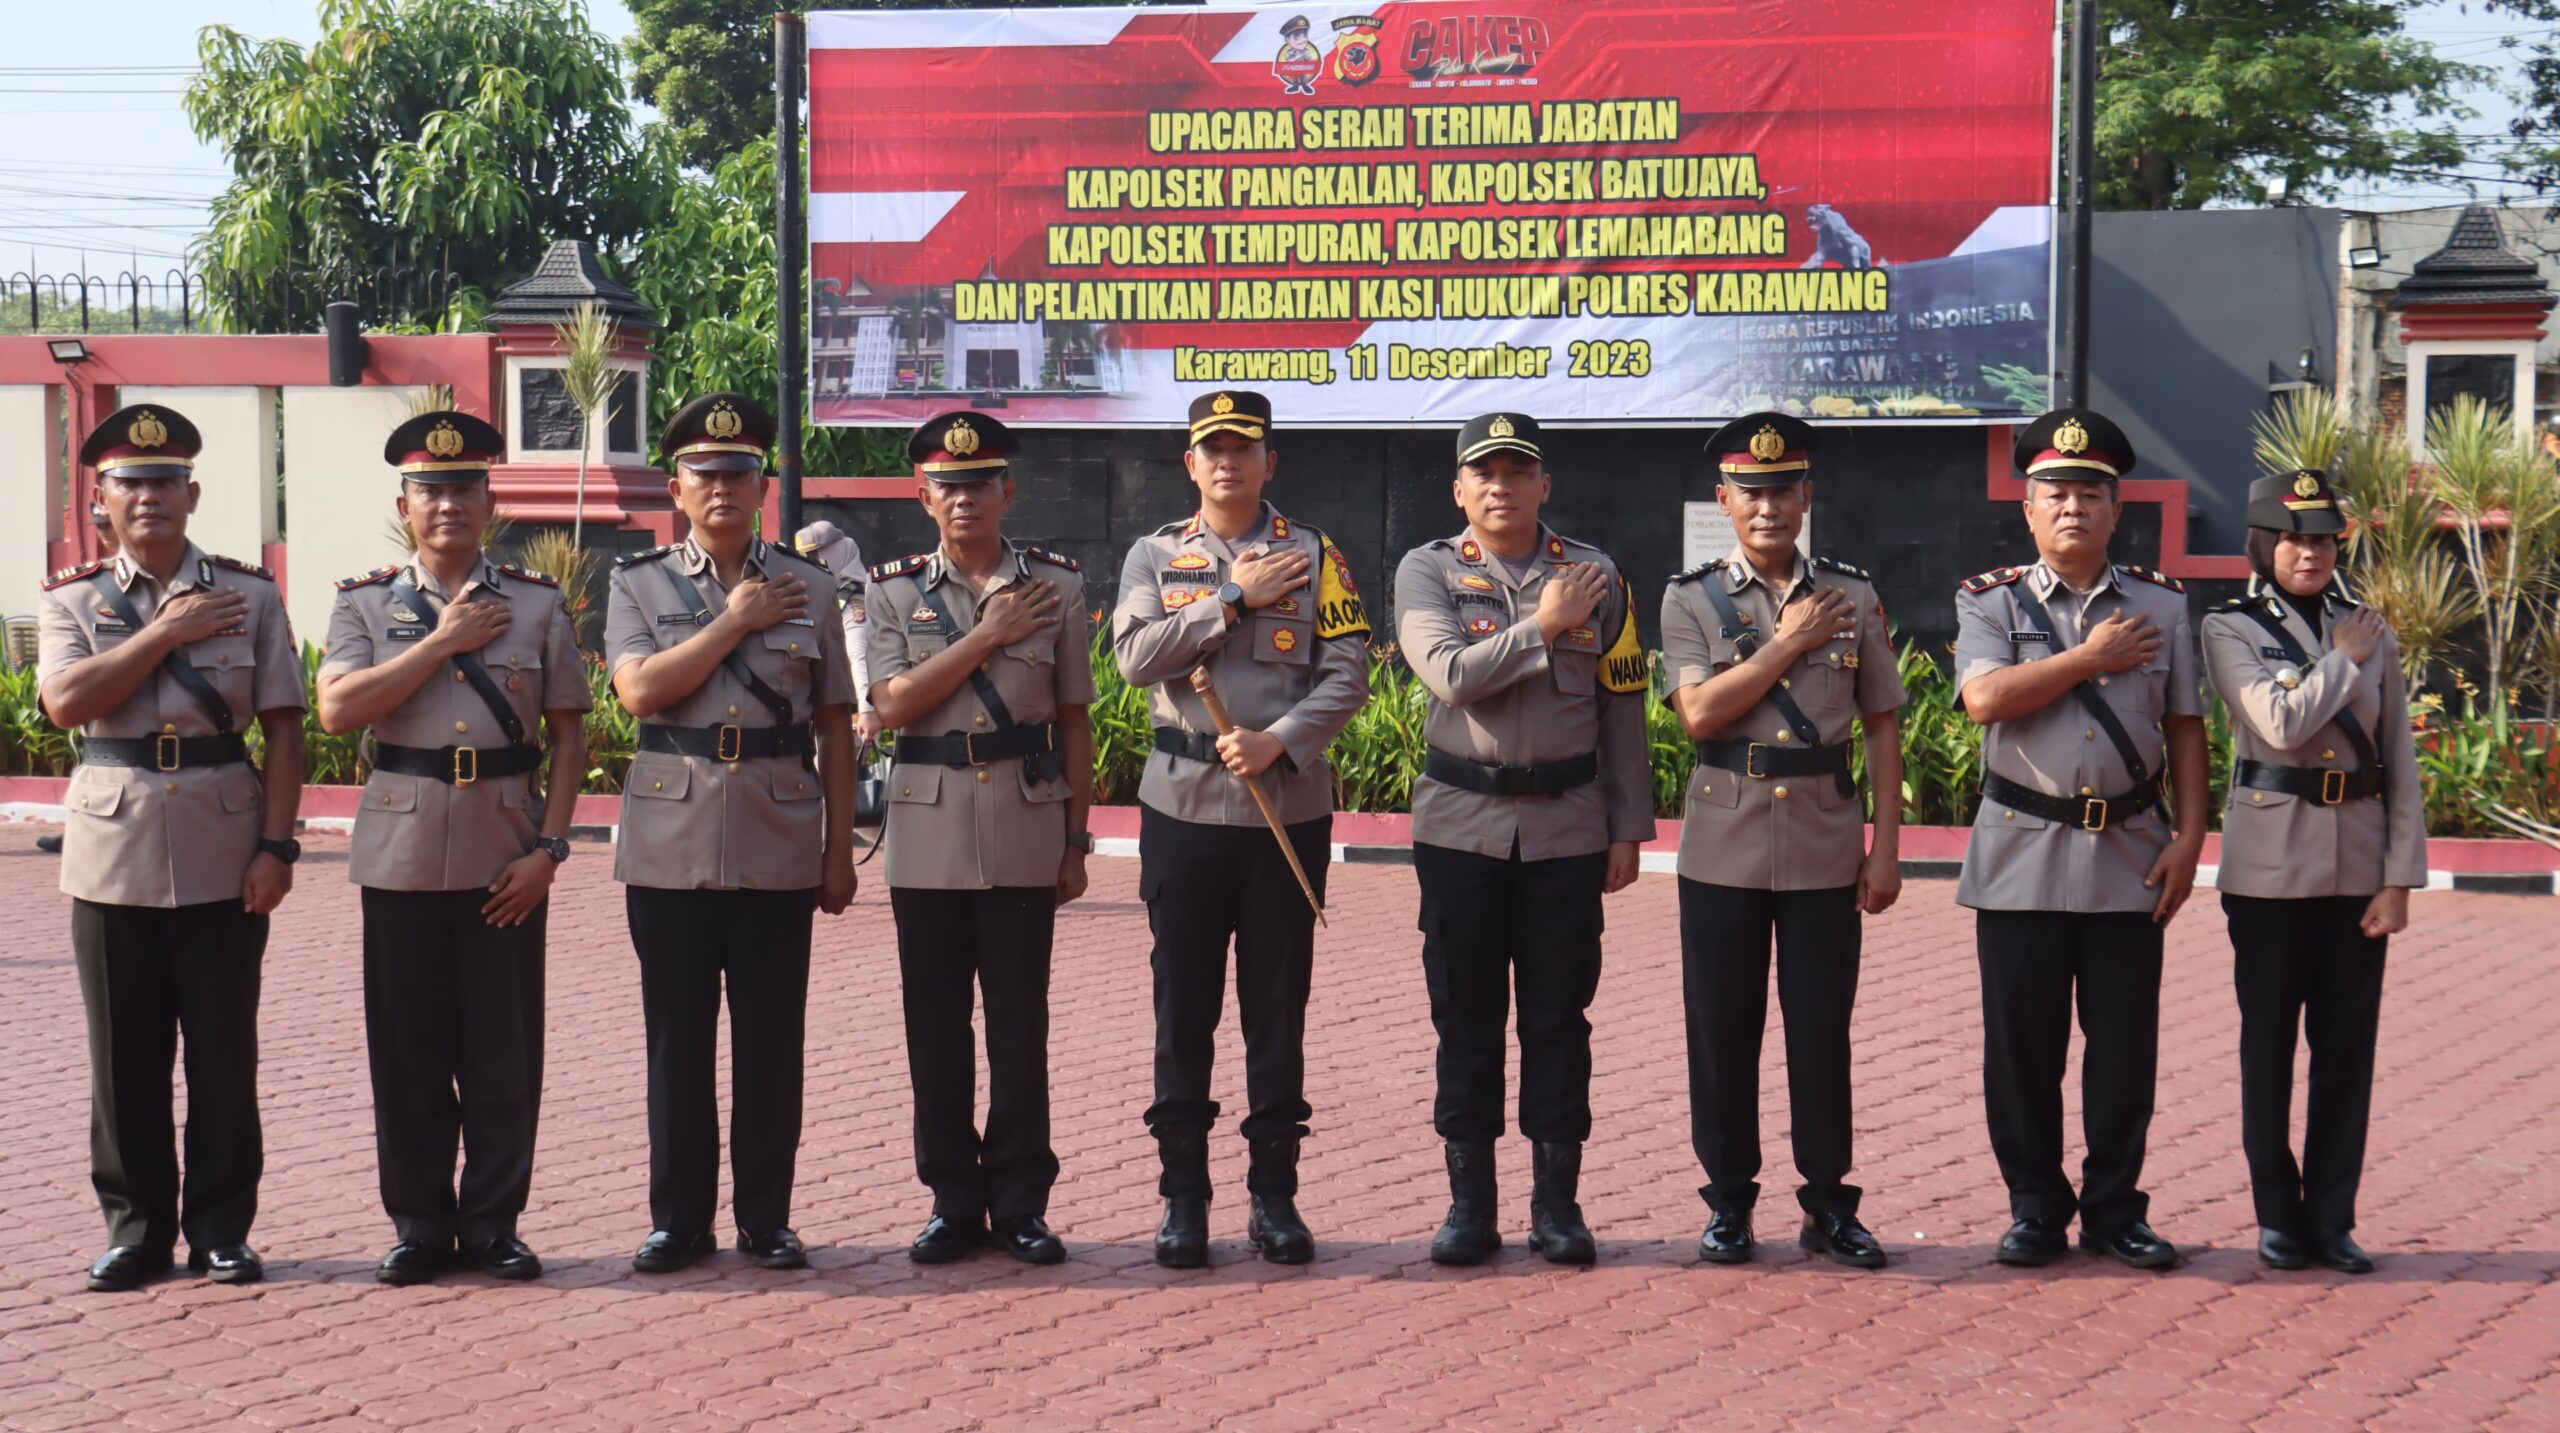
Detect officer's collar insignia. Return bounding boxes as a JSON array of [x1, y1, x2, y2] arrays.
[[2053, 417, 2089, 454], [1269, 514, 1291, 540], [1458, 539, 1483, 564], [1545, 534, 1566, 559], [1183, 514, 1201, 538]]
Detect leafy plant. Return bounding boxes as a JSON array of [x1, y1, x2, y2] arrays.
[[1326, 650, 1428, 815], [2426, 395, 2560, 709], [516, 528, 607, 635], [1084, 620, 1150, 804], [553, 299, 622, 550]]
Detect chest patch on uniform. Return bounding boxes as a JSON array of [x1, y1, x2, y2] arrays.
[[1162, 587, 1205, 609], [1561, 626, 1597, 648], [1466, 616, 1499, 635], [1457, 574, 1495, 591], [657, 613, 698, 626], [1160, 569, 1218, 586], [390, 607, 424, 623], [2011, 630, 2051, 643], [388, 626, 428, 640], [2261, 646, 2288, 660], [1269, 596, 1301, 617], [1271, 626, 1300, 653], [783, 615, 815, 627], [92, 606, 132, 633], [910, 607, 941, 626], [1168, 552, 1212, 571], [849, 602, 867, 625]]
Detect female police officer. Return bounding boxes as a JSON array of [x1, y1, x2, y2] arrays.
[[2202, 468, 2423, 1275]]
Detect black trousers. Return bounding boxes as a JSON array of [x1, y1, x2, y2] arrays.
[[890, 886, 1059, 1223], [2223, 893, 2388, 1237], [1975, 909, 2163, 1232], [627, 885, 814, 1238], [1679, 879, 1862, 1218], [1139, 804, 1331, 1183], [1414, 841, 1606, 1144], [72, 897, 266, 1253], [361, 887, 545, 1249]]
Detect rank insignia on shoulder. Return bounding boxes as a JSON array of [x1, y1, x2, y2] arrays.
[[1025, 545, 1080, 571], [1457, 539, 1484, 565], [616, 544, 679, 568], [1269, 515, 1292, 541], [868, 553, 929, 582], [1961, 567, 2022, 593], [2122, 564, 2184, 593], [498, 563, 559, 587], [1811, 556, 1870, 580], [337, 566, 399, 591], [43, 560, 107, 591], [1671, 560, 1723, 584], [211, 553, 274, 580]]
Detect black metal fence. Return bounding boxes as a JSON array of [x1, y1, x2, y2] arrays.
[[1, 263, 468, 336]]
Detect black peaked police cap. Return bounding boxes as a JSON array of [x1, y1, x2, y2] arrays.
[[1457, 412, 1542, 465], [384, 410, 504, 482], [1705, 411, 1817, 487], [661, 392, 775, 473], [908, 410, 1016, 481], [1189, 390, 1272, 444], [2245, 469, 2350, 536], [2012, 407, 2137, 481]]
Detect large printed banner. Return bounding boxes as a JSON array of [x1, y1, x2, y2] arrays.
[[808, 1, 2054, 427]]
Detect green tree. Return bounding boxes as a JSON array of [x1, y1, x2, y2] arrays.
[[2093, 0, 2481, 209], [625, 0, 774, 175], [184, 0, 659, 332]]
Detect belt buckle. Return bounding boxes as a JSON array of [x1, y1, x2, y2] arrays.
[[2320, 769, 2347, 805], [2081, 797, 2110, 832], [716, 724, 743, 762], [452, 746, 478, 787], [1745, 742, 1770, 778], [154, 733, 180, 772], [964, 731, 988, 766]]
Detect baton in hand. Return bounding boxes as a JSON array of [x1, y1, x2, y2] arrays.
[[1188, 666, 1326, 926]]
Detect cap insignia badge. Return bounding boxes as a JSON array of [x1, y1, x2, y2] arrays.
[[1748, 423, 1785, 463], [2054, 417, 2090, 455], [944, 418, 980, 457], [2293, 473, 2321, 499], [425, 420, 464, 459], [705, 402, 744, 440], [1212, 392, 1236, 415], [129, 410, 167, 450], [1488, 415, 1515, 439]]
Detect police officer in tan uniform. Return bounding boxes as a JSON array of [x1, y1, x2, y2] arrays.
[[1111, 390, 1369, 1268], [316, 411, 592, 1286], [604, 393, 859, 1273], [1395, 412, 1654, 1268], [794, 519, 880, 746], [1660, 413, 1904, 1270], [866, 413, 1093, 1266], [1954, 408, 2207, 1270], [2205, 468, 2423, 1275], [39, 404, 306, 1291]]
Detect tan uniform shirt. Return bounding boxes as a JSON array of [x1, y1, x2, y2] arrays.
[[832, 567, 873, 715], [1953, 560, 2204, 913], [866, 542, 1093, 890], [2203, 587, 2425, 898], [39, 544, 303, 908], [603, 537, 855, 891], [1661, 554, 1905, 890], [1110, 504, 1369, 827], [321, 553, 593, 891], [1393, 528, 1656, 860]]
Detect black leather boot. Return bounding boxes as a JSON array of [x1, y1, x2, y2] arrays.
[[1154, 1130, 1211, 1269], [1246, 1140, 1314, 1264], [1430, 1141, 1501, 1265], [1526, 1142, 1597, 1265]]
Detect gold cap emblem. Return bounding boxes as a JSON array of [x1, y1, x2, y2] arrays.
[[943, 418, 980, 457], [1488, 415, 1515, 439], [2293, 473, 2321, 499], [128, 410, 167, 450], [1748, 423, 1786, 463], [424, 420, 465, 460], [1212, 393, 1236, 415], [705, 401, 744, 440], [2053, 417, 2090, 455]]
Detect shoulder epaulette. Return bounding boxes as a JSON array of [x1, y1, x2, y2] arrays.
[[1960, 567, 2023, 594], [1811, 555, 1870, 580], [2122, 564, 2185, 594], [868, 552, 930, 583], [1670, 559, 1725, 585], [1152, 519, 1189, 538], [767, 545, 830, 578], [498, 563, 558, 588], [211, 553, 274, 581], [336, 566, 399, 592], [1024, 545, 1080, 572], [42, 560, 106, 591], [2212, 595, 2253, 613], [615, 544, 679, 569]]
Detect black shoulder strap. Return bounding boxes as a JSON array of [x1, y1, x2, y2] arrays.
[[89, 570, 233, 734], [2009, 587, 2152, 786], [915, 578, 1060, 780], [390, 572, 529, 747], [2239, 603, 2381, 772], [1697, 574, 1823, 748], [654, 562, 796, 726]]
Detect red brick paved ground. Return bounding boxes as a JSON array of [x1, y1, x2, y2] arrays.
[[0, 823, 2554, 1431]]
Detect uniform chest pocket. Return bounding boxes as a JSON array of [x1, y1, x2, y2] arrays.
[[1551, 646, 1596, 695], [626, 755, 692, 802], [1001, 635, 1055, 668], [1253, 615, 1311, 666], [1688, 767, 1741, 809], [67, 773, 125, 820], [1792, 645, 1851, 708], [770, 765, 820, 803], [891, 764, 943, 805], [763, 626, 819, 663]]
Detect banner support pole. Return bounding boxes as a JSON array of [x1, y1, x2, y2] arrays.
[[776, 11, 806, 543], [2054, 0, 2095, 408]]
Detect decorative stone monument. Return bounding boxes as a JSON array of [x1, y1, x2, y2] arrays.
[[2386, 205, 2557, 452], [484, 240, 677, 542]]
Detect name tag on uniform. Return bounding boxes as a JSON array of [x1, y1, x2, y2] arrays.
[[93, 619, 132, 635], [388, 626, 427, 640], [2261, 646, 2289, 659], [2010, 630, 2051, 643], [657, 613, 699, 626]]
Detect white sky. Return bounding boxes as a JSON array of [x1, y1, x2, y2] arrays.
[[0, 0, 2545, 279]]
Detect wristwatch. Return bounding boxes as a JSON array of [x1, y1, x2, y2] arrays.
[[534, 836, 572, 863], [1066, 830, 1096, 854], [257, 837, 301, 865], [1218, 580, 1247, 625]]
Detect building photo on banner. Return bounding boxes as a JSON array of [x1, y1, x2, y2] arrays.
[[806, 0, 2053, 427]]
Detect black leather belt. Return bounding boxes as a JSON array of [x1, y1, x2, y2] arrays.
[[373, 741, 542, 786], [2234, 759, 2385, 806], [82, 733, 249, 771], [1422, 747, 1599, 797], [895, 724, 1058, 768], [1983, 771, 2162, 832], [1693, 738, 1852, 779], [1153, 727, 1221, 763], [638, 722, 815, 761]]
